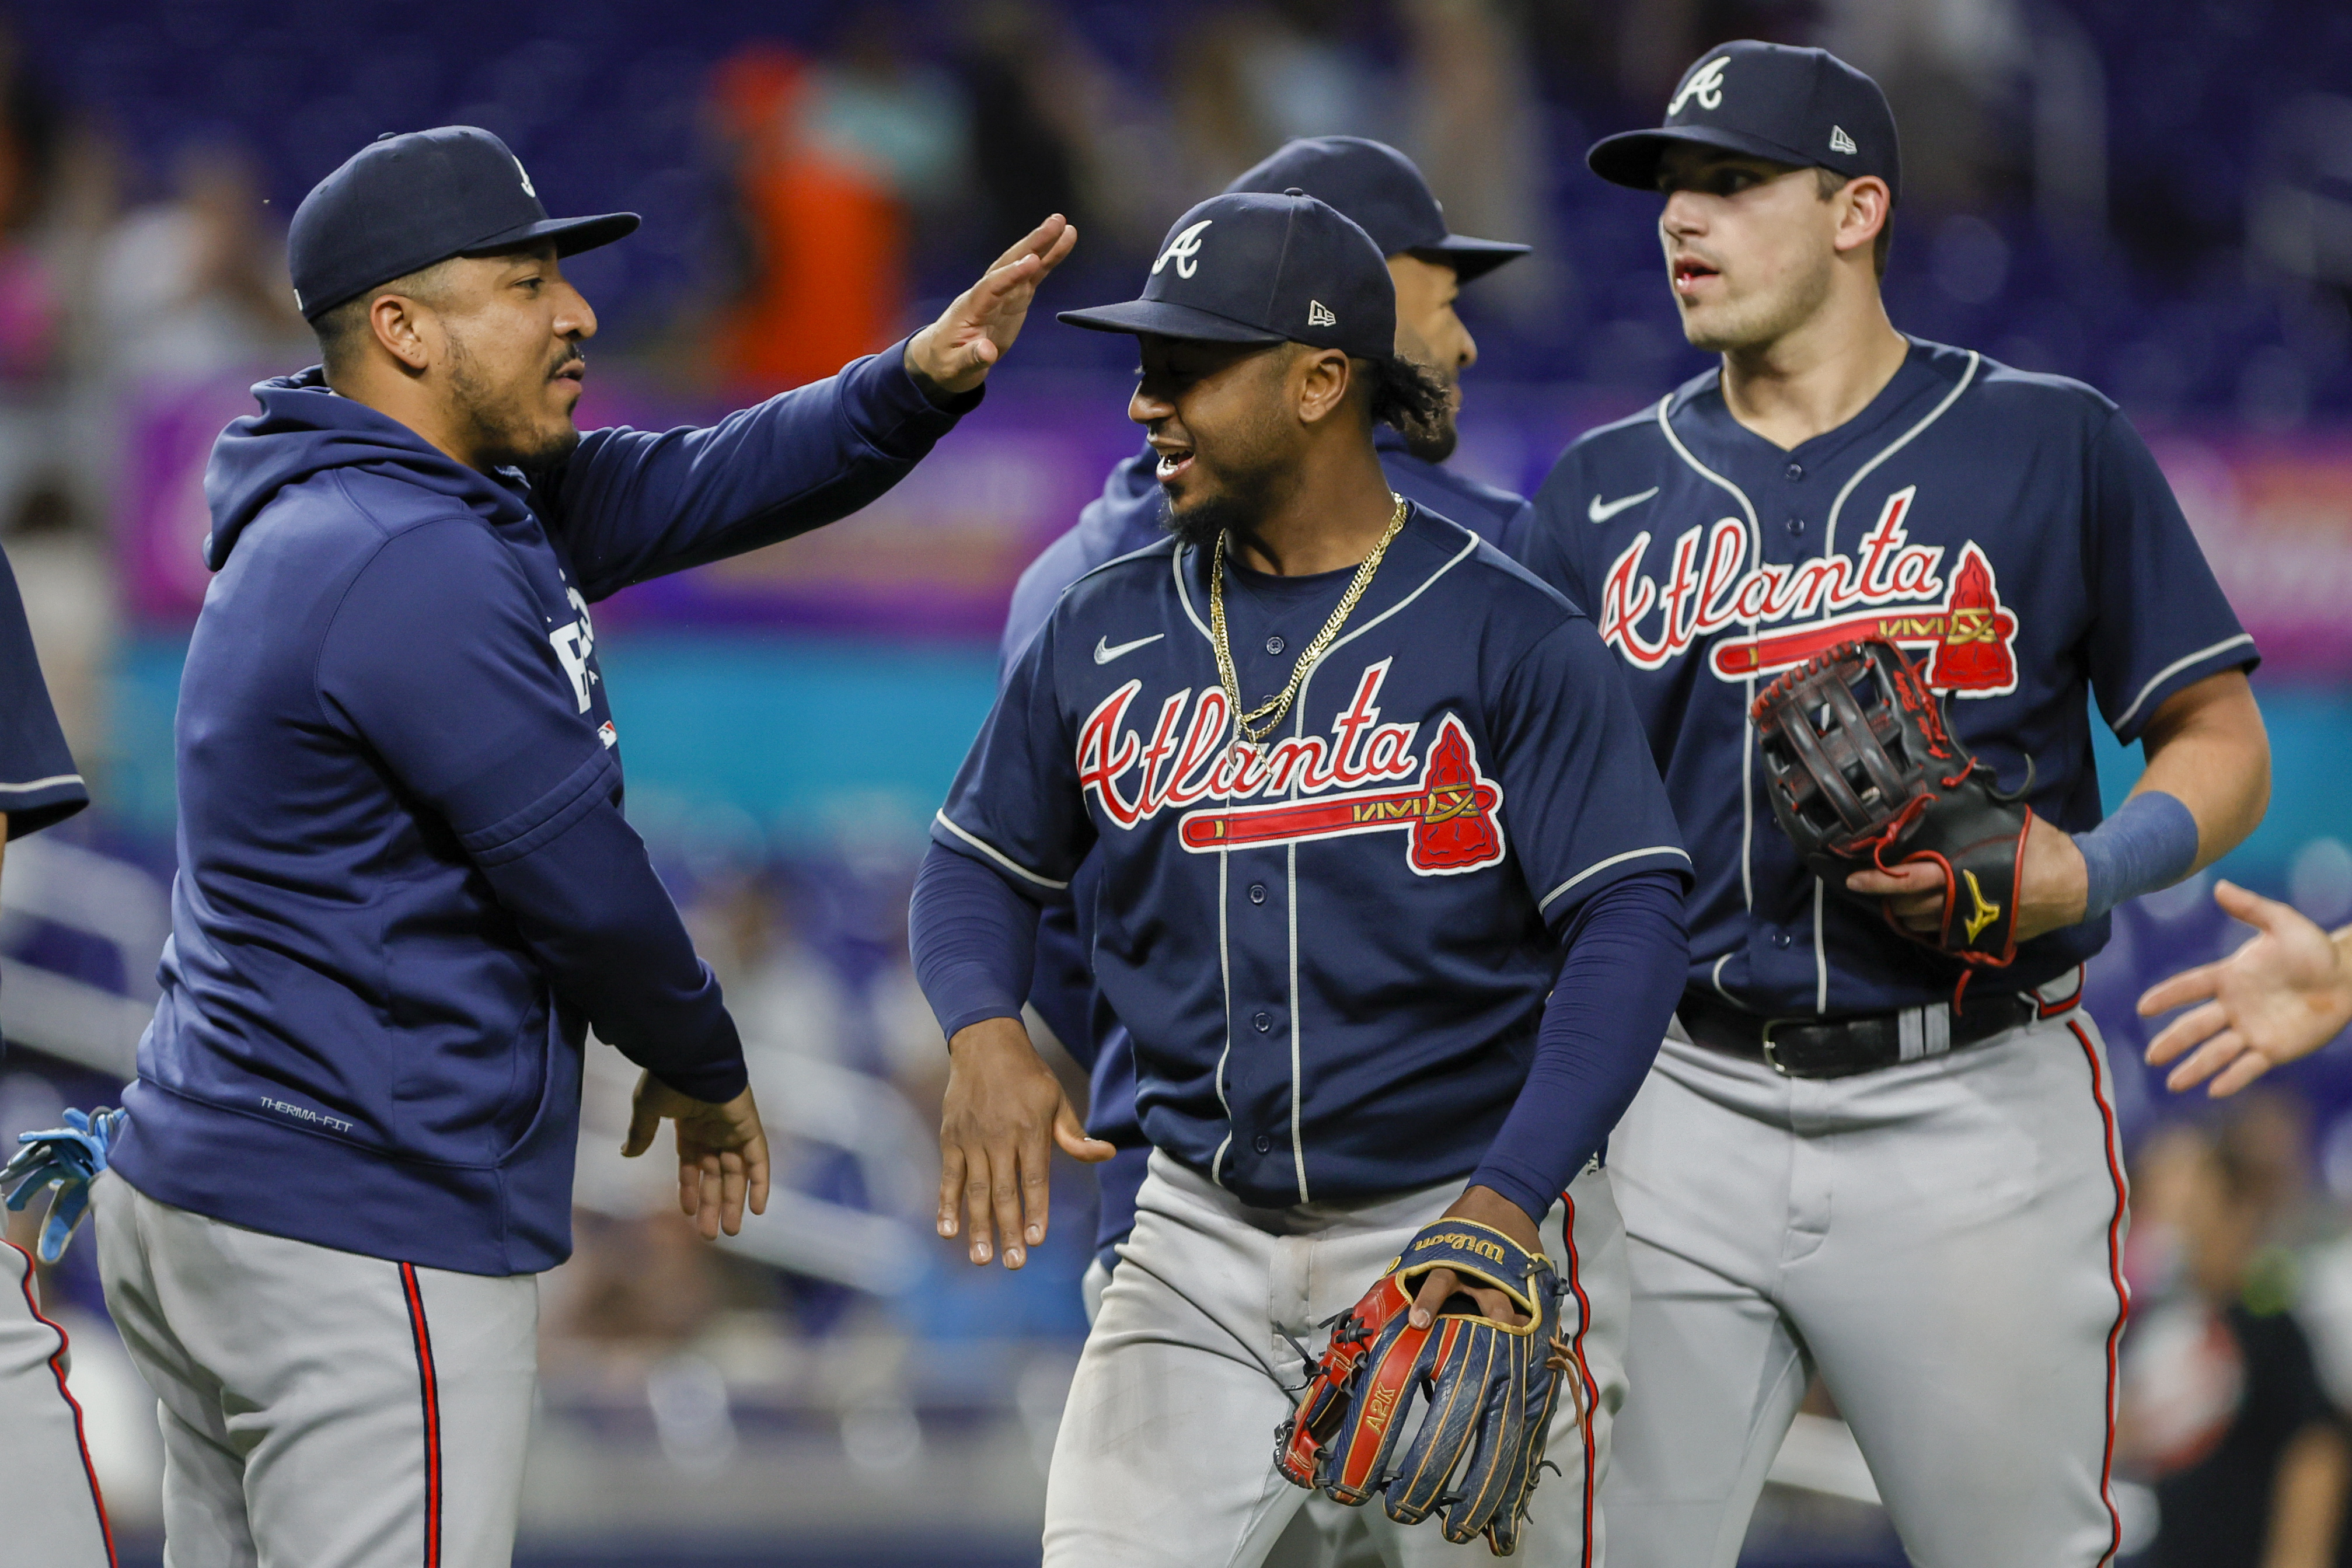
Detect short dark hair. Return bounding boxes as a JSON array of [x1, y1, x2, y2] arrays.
[[312, 259, 460, 378], [1816, 166, 1892, 279]]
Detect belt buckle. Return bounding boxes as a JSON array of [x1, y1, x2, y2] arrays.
[[1758, 1018, 1798, 1077]]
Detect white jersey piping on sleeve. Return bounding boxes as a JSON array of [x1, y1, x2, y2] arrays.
[[931, 811, 1071, 890], [0, 774, 83, 795], [1536, 844, 1693, 914], [2110, 633, 2257, 734]]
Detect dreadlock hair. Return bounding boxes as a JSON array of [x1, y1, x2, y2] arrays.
[[1356, 352, 1453, 446]]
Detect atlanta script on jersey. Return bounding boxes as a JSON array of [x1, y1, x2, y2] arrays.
[[934, 508, 1688, 1209], [1519, 340, 2255, 1017]]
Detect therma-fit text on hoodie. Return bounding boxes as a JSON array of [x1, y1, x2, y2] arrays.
[[112, 351, 974, 1276], [1517, 340, 2256, 1014]]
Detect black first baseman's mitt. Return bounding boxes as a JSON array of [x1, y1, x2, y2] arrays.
[[1751, 637, 2034, 990], [1275, 1220, 1579, 1556]]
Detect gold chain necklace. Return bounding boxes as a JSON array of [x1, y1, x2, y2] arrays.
[[1210, 494, 1408, 746]]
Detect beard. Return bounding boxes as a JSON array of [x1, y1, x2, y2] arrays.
[[1158, 448, 1294, 558], [1680, 253, 1837, 354], [446, 330, 582, 472], [1400, 400, 1459, 464]]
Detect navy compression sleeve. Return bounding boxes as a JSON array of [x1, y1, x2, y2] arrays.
[[910, 839, 1043, 1042], [1469, 869, 1687, 1223]]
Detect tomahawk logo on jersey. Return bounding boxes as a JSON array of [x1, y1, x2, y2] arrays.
[[1518, 340, 2257, 1017], [934, 508, 1687, 1206]]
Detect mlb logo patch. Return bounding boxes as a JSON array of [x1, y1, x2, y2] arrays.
[[598, 721, 617, 749]]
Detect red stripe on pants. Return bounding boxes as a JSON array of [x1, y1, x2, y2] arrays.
[[1559, 1190, 1597, 1567], [400, 1262, 443, 1568], [9, 1239, 115, 1566], [2070, 1021, 2131, 1568]]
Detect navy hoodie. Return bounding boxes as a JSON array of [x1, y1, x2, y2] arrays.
[[111, 347, 973, 1275]]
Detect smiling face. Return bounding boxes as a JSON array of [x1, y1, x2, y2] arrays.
[[1130, 333, 1311, 552], [1655, 147, 1845, 354], [430, 243, 596, 469]]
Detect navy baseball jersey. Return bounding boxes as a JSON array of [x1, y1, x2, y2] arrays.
[[1517, 339, 2255, 1016], [0, 544, 87, 840], [940, 506, 1687, 1207]]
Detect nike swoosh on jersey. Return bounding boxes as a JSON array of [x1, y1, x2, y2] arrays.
[[1094, 633, 1165, 664], [1587, 487, 1660, 523]]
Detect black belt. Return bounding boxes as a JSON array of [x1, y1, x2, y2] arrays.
[[1678, 985, 2062, 1080]]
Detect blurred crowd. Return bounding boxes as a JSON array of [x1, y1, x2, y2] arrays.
[[0, 0, 2347, 1557]]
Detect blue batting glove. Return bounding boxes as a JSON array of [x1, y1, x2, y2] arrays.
[[2, 1106, 124, 1265]]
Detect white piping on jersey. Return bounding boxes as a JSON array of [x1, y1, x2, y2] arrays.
[[1807, 350, 1975, 1011], [1813, 878, 1829, 1014], [0, 773, 83, 795], [1710, 951, 1735, 1003], [1171, 544, 1216, 647], [1653, 393, 1763, 918], [1271, 526, 1479, 1208], [1288, 841, 1308, 1203], [1212, 846, 1234, 1188], [1821, 350, 1979, 562], [1537, 844, 1692, 914], [2111, 633, 2257, 734], [931, 812, 1070, 890]]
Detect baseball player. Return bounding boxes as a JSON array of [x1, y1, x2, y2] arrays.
[[912, 188, 1691, 1564], [0, 540, 109, 1565], [89, 126, 1071, 1567], [1515, 42, 2272, 1566], [2140, 882, 2352, 1097], [999, 136, 1534, 1330]]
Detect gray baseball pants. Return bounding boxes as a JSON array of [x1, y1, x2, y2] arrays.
[[1045, 1150, 1627, 1567], [92, 1172, 538, 1568], [1601, 1003, 2131, 1567], [0, 1237, 115, 1564]]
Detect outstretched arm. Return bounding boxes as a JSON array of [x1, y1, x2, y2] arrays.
[[2140, 881, 2352, 1096], [551, 216, 1079, 596]]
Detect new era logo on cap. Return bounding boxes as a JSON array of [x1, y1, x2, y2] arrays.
[[1307, 300, 1336, 327], [1829, 125, 1858, 155]]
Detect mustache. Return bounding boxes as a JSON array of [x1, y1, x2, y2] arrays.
[[547, 346, 585, 381]]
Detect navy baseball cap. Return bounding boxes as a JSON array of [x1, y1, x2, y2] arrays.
[[1224, 136, 1530, 281], [288, 126, 640, 322], [1586, 41, 1900, 202], [1058, 190, 1395, 362]]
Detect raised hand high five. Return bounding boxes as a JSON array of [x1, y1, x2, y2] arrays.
[[2139, 880, 2352, 1097], [903, 214, 1080, 401]]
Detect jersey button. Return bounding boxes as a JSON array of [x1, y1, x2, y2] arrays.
[[1784, 461, 1804, 481], [1265, 635, 1285, 655], [1249, 883, 1266, 904], [1785, 517, 1806, 536], [1253, 1010, 1273, 1032], [1773, 930, 1794, 949], [1254, 1134, 1273, 1154]]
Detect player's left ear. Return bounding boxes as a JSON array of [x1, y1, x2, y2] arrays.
[[1292, 345, 1354, 428], [1831, 175, 1892, 264]]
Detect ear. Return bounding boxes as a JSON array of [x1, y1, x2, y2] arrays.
[[369, 292, 435, 373], [1833, 176, 1892, 263], [1293, 347, 1353, 427]]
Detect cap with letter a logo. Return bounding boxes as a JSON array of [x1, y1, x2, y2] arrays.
[[1585, 40, 1900, 202], [287, 125, 640, 322], [1056, 188, 1396, 362]]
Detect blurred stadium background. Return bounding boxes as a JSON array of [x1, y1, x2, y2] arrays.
[[1, 1, 2349, 1563]]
